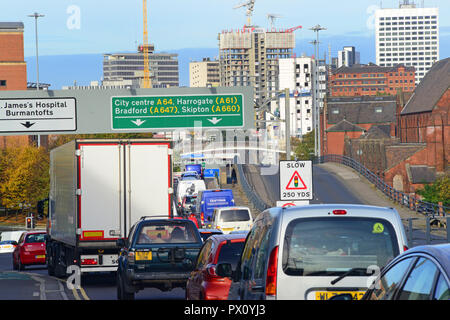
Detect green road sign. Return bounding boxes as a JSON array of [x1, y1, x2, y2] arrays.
[[112, 94, 244, 130]]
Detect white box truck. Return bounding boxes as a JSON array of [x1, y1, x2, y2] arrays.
[[46, 139, 173, 276]]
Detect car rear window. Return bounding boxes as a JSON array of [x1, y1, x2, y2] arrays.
[[282, 217, 400, 277], [25, 234, 46, 243], [219, 210, 251, 222], [136, 222, 198, 244], [217, 241, 245, 269], [185, 197, 197, 205]]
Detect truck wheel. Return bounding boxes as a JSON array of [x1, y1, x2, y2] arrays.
[[46, 245, 55, 276]]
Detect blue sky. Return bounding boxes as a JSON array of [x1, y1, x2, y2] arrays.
[[1, 0, 448, 56], [2, 0, 449, 88]]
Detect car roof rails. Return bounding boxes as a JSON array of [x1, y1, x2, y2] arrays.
[[139, 215, 173, 220]]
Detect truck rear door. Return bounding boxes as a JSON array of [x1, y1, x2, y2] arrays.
[[126, 142, 172, 232], [78, 142, 123, 241]]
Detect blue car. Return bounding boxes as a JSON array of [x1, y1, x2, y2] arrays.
[[195, 189, 235, 225], [331, 244, 450, 300]]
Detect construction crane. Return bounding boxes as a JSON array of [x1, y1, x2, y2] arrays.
[[286, 25, 302, 33], [234, 0, 256, 26], [142, 0, 151, 88], [267, 13, 283, 30]]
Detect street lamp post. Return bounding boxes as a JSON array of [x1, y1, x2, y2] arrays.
[[28, 12, 45, 91], [28, 12, 44, 148], [309, 25, 326, 159]]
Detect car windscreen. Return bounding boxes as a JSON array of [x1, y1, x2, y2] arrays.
[[217, 241, 245, 269], [282, 217, 399, 277], [219, 210, 250, 222], [136, 222, 199, 245], [25, 234, 46, 243], [184, 197, 197, 205]]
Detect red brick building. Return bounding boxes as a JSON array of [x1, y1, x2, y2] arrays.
[[0, 22, 31, 149], [0, 22, 27, 91], [330, 63, 415, 97], [324, 96, 397, 156], [384, 58, 450, 193]]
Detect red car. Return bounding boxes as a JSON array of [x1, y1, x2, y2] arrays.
[[12, 231, 47, 271], [186, 233, 246, 300]]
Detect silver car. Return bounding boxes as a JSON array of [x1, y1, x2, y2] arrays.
[[217, 204, 409, 300]]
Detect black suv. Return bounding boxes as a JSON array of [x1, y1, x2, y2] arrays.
[[116, 217, 203, 300]]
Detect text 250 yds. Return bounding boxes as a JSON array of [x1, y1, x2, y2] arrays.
[[283, 191, 311, 198]]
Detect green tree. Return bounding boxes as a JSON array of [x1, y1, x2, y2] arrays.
[[416, 176, 450, 206], [294, 130, 315, 160]]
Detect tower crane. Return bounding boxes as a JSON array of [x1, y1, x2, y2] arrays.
[[233, 0, 256, 26], [142, 0, 151, 88], [267, 13, 283, 30]]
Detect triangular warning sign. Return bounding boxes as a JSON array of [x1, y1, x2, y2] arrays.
[[286, 171, 307, 190]]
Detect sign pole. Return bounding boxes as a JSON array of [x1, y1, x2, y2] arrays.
[[285, 88, 291, 160]]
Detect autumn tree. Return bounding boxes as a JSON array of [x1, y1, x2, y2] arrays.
[[0, 146, 49, 211]]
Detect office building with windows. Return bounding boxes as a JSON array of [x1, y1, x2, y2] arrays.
[[189, 58, 220, 87], [374, 2, 439, 84], [103, 44, 179, 88]]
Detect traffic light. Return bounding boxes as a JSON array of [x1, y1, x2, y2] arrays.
[[26, 217, 34, 229]]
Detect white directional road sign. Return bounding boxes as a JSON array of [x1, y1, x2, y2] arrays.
[[279, 160, 313, 201], [0, 97, 76, 133]]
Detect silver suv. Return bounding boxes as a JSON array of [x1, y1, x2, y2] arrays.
[[217, 204, 409, 300]]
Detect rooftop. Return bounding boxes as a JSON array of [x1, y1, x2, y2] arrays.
[[401, 58, 450, 115], [333, 63, 415, 74]]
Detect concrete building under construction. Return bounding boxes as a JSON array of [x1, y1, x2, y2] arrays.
[[218, 27, 298, 106]]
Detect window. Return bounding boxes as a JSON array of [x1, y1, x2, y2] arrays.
[[282, 217, 400, 277], [367, 257, 415, 300], [196, 239, 213, 269], [217, 241, 245, 270], [398, 258, 439, 300], [433, 274, 450, 300], [0, 80, 6, 87], [136, 221, 198, 244]]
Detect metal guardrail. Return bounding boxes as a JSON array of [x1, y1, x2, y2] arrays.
[[234, 163, 269, 213], [319, 154, 449, 218]]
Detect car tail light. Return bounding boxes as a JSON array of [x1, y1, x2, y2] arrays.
[[128, 251, 135, 264], [265, 246, 279, 296], [403, 245, 409, 252], [206, 264, 218, 277], [81, 258, 98, 265], [332, 210, 347, 215], [201, 212, 204, 222]]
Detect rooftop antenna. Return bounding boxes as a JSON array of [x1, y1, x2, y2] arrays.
[[267, 13, 283, 30], [234, 0, 256, 26]]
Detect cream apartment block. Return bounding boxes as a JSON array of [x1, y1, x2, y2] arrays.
[[189, 58, 220, 87], [375, 2, 439, 84]]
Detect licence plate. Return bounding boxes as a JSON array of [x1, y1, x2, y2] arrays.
[[135, 251, 152, 261], [315, 291, 365, 300], [221, 227, 234, 231], [36, 255, 46, 259]]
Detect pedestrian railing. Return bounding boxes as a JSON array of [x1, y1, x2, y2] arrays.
[[234, 163, 270, 213], [403, 217, 450, 246], [319, 154, 449, 218]]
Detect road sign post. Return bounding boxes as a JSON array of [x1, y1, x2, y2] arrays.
[[279, 160, 313, 201]]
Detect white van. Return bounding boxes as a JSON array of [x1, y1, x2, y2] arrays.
[[217, 204, 409, 300], [211, 207, 253, 234], [176, 179, 206, 206]]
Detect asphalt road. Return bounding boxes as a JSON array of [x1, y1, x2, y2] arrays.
[[0, 251, 185, 300], [252, 164, 364, 205]]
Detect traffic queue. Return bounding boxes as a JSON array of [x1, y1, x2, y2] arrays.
[[2, 160, 449, 301]]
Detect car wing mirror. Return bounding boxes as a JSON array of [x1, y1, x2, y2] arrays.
[[116, 238, 126, 248], [216, 263, 233, 278]]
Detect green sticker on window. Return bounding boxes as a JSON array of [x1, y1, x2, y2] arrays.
[[373, 223, 385, 234]]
